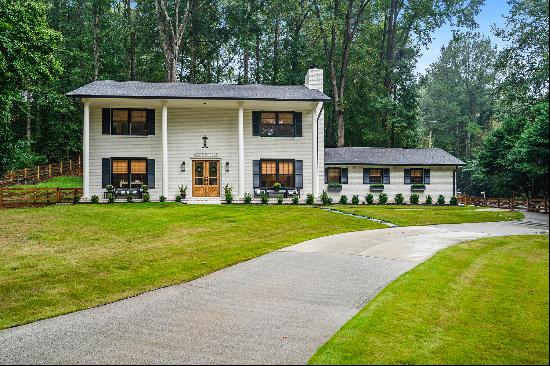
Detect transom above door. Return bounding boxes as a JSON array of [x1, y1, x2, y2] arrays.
[[192, 160, 220, 197]]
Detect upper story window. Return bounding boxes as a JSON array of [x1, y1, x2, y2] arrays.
[[102, 108, 155, 136], [252, 111, 302, 137], [112, 109, 147, 136]]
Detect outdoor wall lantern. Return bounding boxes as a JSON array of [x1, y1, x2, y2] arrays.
[[181, 161, 186, 172], [225, 162, 230, 172]]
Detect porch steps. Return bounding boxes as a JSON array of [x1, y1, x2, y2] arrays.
[[184, 198, 223, 205]]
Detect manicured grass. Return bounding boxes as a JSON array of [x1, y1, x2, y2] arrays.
[[8, 176, 82, 188], [332, 204, 523, 226], [0, 204, 384, 329], [309, 235, 549, 365]]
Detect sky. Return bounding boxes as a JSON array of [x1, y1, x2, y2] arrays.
[[415, 0, 511, 75]]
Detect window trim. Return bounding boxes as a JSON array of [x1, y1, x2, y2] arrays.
[[111, 157, 148, 188], [111, 108, 149, 136], [259, 159, 296, 188], [259, 111, 296, 137]]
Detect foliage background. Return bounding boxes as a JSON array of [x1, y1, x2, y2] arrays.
[[0, 0, 547, 196]]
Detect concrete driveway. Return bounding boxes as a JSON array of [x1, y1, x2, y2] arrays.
[[0, 213, 547, 365]]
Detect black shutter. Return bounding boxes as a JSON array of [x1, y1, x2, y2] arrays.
[[102, 158, 111, 188], [147, 159, 155, 189], [102, 108, 111, 134], [293, 112, 302, 137], [383, 168, 390, 184], [363, 168, 370, 184], [295, 160, 303, 188], [253, 160, 261, 188], [424, 169, 431, 184], [341, 168, 348, 184], [324, 168, 328, 184], [252, 112, 261, 136], [146, 109, 155, 135], [404, 168, 411, 184]]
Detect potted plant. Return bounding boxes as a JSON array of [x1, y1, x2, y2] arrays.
[[105, 184, 114, 200], [370, 184, 385, 192], [273, 182, 282, 191], [411, 184, 426, 192], [327, 182, 342, 192]]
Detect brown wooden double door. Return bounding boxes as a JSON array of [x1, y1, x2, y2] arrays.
[[192, 160, 220, 197]]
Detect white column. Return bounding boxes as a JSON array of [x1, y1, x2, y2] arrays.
[[161, 102, 168, 197], [82, 101, 90, 199], [312, 104, 319, 197], [238, 103, 245, 198]]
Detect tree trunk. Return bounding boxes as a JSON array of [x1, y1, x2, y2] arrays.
[[255, 34, 261, 83], [125, 0, 136, 80], [155, 0, 192, 82], [26, 92, 32, 142], [92, 1, 100, 81], [243, 46, 249, 84], [272, 15, 280, 84]]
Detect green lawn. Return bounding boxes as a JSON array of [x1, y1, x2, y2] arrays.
[[309, 235, 549, 365], [332, 204, 523, 226], [0, 204, 384, 329], [8, 175, 82, 188]]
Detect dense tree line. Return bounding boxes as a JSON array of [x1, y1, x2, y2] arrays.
[[0, 0, 548, 196], [420, 0, 548, 197]]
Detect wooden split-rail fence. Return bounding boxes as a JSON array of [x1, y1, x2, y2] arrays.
[[0, 187, 82, 208], [0, 155, 82, 187], [458, 194, 549, 214]]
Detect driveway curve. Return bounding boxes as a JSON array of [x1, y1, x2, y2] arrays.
[[0, 212, 547, 365]]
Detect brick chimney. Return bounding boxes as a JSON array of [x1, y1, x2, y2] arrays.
[[305, 67, 323, 92]]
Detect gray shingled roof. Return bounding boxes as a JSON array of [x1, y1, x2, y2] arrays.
[[66, 80, 331, 101], [325, 147, 464, 166]]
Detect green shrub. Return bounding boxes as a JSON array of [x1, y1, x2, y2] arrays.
[[159, 195, 166, 202], [277, 195, 284, 204], [260, 191, 269, 204], [410, 193, 419, 205], [90, 195, 99, 204], [395, 193, 404, 204], [450, 196, 458, 206], [425, 195, 433, 205], [224, 184, 233, 204], [141, 185, 148, 194], [437, 195, 445, 205], [175, 194, 182, 203], [142, 193, 150, 203], [291, 195, 299, 204], [378, 193, 388, 205], [320, 190, 332, 205], [177, 185, 187, 199], [339, 195, 348, 204], [365, 194, 374, 204], [244, 192, 252, 204], [305, 193, 315, 205]]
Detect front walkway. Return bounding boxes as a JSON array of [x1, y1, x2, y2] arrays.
[[0, 214, 547, 365]]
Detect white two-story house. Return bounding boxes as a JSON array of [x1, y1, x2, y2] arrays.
[[68, 68, 463, 203]]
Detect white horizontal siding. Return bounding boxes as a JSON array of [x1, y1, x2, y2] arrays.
[[324, 165, 456, 202], [88, 103, 322, 200]]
